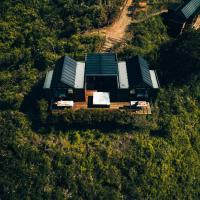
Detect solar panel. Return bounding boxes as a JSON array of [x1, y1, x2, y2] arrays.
[[181, 0, 200, 19]]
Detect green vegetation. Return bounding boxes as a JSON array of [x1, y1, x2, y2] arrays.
[[119, 16, 169, 62], [0, 1, 200, 199]]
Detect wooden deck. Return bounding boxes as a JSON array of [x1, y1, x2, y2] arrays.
[[73, 101, 151, 114], [73, 90, 96, 110], [72, 90, 151, 114]]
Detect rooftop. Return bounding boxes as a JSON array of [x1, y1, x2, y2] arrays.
[[169, 0, 200, 21], [118, 61, 129, 89], [126, 56, 159, 89], [43, 70, 53, 89], [44, 54, 159, 90], [181, 0, 200, 19], [85, 53, 118, 76], [47, 56, 85, 89]]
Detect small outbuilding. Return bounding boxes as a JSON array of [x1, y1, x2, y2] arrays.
[[166, 0, 200, 36]]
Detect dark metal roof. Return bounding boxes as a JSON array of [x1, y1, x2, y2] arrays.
[[170, 0, 200, 21], [50, 56, 85, 89], [138, 56, 153, 88], [61, 56, 77, 87], [85, 53, 118, 75], [181, 0, 200, 19], [126, 56, 144, 88], [126, 56, 159, 89], [51, 57, 66, 88]]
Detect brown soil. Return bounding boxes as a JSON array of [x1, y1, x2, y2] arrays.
[[193, 16, 200, 30], [84, 1, 168, 52], [84, 0, 133, 52], [101, 0, 132, 51]]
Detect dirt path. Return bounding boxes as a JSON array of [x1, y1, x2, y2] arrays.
[[84, 0, 132, 52], [85, 1, 167, 52], [100, 0, 132, 51]]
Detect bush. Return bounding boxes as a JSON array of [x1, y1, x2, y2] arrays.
[[47, 109, 150, 130]]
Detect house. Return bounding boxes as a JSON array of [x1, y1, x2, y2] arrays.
[[43, 53, 159, 113], [166, 0, 200, 36]]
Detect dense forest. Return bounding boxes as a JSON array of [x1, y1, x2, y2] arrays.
[[0, 0, 200, 199]]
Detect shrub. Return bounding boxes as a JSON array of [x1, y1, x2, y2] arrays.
[[47, 109, 150, 130]]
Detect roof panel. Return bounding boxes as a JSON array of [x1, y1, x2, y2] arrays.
[[61, 56, 77, 87], [86, 53, 118, 75], [181, 0, 200, 19], [75, 62, 85, 88], [138, 56, 153, 88], [118, 62, 129, 89], [43, 70, 54, 89], [150, 70, 159, 89]]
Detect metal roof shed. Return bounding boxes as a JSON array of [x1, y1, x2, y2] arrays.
[[181, 0, 200, 19]]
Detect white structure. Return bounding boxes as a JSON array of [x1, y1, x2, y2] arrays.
[[55, 100, 74, 107], [93, 92, 110, 106], [43, 70, 53, 89], [118, 61, 129, 89], [130, 101, 148, 107], [149, 70, 159, 89]]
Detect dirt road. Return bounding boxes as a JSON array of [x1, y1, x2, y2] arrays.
[[84, 0, 132, 52], [85, 0, 167, 52], [101, 0, 132, 51]]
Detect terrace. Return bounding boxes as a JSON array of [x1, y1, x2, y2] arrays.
[[52, 90, 151, 114]]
